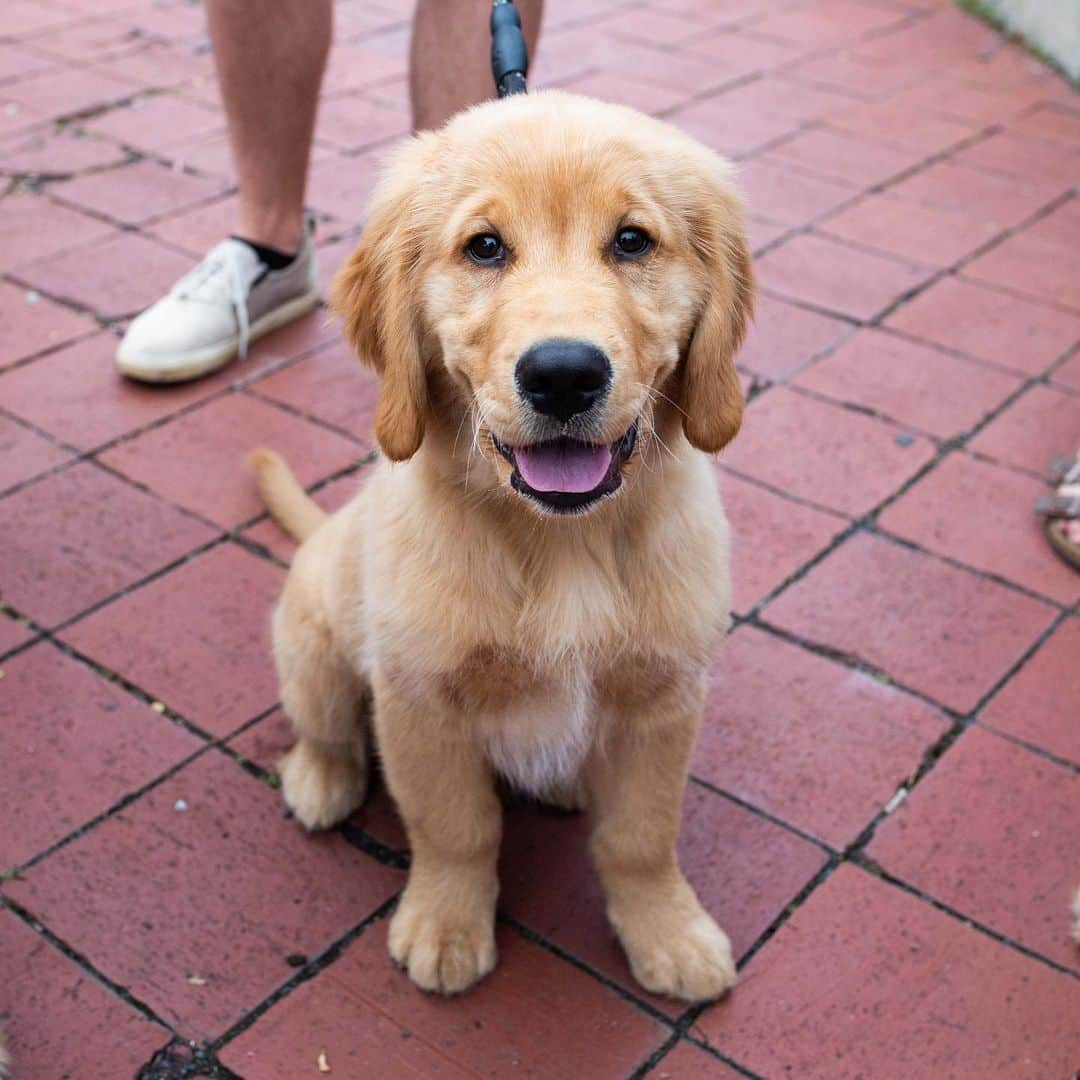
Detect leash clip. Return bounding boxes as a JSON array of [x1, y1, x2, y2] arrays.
[[491, 0, 529, 97]]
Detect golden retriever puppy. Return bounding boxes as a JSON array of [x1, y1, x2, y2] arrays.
[[251, 90, 753, 1001]]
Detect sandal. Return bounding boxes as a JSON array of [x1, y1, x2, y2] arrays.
[[1036, 451, 1080, 572]]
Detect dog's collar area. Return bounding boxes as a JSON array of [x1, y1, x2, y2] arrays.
[[495, 425, 638, 514]]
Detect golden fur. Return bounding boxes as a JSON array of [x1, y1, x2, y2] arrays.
[[252, 91, 754, 1000]]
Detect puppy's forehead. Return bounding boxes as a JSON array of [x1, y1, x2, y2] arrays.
[[448, 127, 648, 208], [433, 94, 692, 200], [406, 92, 733, 240]]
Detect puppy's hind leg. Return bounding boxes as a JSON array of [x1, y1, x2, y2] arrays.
[[273, 571, 368, 831]]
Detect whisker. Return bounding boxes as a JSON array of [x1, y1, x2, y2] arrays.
[[633, 394, 678, 467], [633, 380, 687, 420], [652, 426, 678, 464], [452, 402, 472, 459], [464, 399, 485, 492], [635, 412, 660, 477], [467, 399, 499, 494]]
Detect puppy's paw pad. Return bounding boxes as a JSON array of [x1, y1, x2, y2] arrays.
[[279, 741, 365, 831], [626, 914, 736, 1003], [389, 903, 496, 995]]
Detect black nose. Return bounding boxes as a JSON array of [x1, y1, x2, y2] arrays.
[[515, 339, 612, 422]]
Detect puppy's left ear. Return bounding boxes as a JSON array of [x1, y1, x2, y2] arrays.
[[680, 166, 756, 454], [330, 140, 432, 462]]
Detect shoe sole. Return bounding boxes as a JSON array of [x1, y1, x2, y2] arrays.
[[115, 289, 322, 384]]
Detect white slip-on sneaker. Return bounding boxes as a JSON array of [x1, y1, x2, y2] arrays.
[[116, 218, 320, 383]]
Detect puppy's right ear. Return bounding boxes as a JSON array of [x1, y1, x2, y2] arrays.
[[330, 141, 431, 462]]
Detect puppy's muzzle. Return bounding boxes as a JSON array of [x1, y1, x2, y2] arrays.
[[495, 338, 635, 515], [515, 338, 611, 423]]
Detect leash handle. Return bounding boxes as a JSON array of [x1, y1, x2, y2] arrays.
[[491, 0, 528, 97]]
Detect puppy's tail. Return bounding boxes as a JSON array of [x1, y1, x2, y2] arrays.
[[0, 1023, 9, 1079], [248, 448, 328, 543]]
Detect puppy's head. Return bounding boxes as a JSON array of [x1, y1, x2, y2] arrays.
[[333, 92, 754, 516]]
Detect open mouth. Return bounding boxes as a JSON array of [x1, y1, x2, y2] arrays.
[[492, 424, 638, 514]]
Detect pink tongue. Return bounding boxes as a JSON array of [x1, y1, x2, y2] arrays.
[[515, 439, 613, 494]]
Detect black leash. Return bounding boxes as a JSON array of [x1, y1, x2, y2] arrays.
[[490, 0, 529, 97]]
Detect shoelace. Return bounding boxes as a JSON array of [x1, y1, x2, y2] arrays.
[[175, 241, 258, 358]]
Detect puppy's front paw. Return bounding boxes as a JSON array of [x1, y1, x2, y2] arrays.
[[279, 738, 366, 830], [613, 894, 736, 1003], [389, 890, 496, 995]]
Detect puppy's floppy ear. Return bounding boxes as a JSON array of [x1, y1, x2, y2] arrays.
[[330, 140, 432, 462], [679, 162, 756, 454]]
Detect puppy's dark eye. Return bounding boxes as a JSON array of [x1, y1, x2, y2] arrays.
[[466, 233, 505, 265], [613, 227, 651, 259]]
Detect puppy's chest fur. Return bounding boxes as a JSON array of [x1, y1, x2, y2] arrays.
[[371, 470, 727, 797], [440, 645, 596, 796], [430, 544, 645, 796]]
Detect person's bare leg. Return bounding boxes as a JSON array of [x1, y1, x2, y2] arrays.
[[410, 0, 544, 131], [207, 0, 331, 253]]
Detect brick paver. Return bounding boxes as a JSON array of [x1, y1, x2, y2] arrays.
[[766, 531, 1058, 713], [698, 864, 1080, 1079], [756, 230, 932, 321], [869, 726, 1080, 973], [148, 193, 242, 256], [3, 64, 134, 120], [248, 340, 381, 444], [765, 126, 920, 190], [220, 924, 668, 1079], [794, 327, 1023, 439], [0, 910, 168, 1078], [719, 470, 846, 613], [18, 230, 196, 321], [979, 616, 1080, 767], [0, 191, 114, 269], [53, 158, 229, 227], [60, 543, 284, 736], [0, 461, 216, 626], [5, 752, 402, 1041], [0, 124, 127, 175], [969, 382, 1080, 476], [1, 1, 1076, 1077], [0, 411, 72, 493], [0, 330, 230, 452], [0, 610, 33, 656], [99, 391, 363, 529], [0, 641, 201, 869], [694, 625, 948, 847], [0, 277, 98, 369], [879, 452, 1080, 605], [820, 189, 1007, 268], [84, 93, 225, 154], [720, 387, 936, 517], [735, 292, 851, 380], [885, 274, 1080, 375]]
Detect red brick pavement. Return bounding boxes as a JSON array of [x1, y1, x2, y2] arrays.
[[1, 0, 1077, 1077]]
